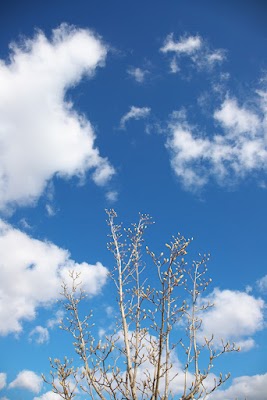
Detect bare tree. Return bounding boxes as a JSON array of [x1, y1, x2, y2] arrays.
[[44, 210, 239, 399]]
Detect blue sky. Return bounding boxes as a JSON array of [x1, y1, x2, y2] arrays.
[[0, 1, 267, 399]]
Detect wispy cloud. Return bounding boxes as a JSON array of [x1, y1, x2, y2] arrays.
[[256, 275, 267, 293], [207, 49, 225, 64], [160, 33, 226, 73], [0, 373, 7, 390], [169, 57, 180, 73], [45, 183, 57, 217], [28, 310, 65, 344], [45, 204, 56, 217], [120, 106, 151, 129], [105, 190, 119, 203], [127, 67, 149, 83], [47, 310, 64, 329], [19, 218, 32, 230], [28, 326, 50, 344], [161, 34, 202, 55], [0, 24, 115, 211]]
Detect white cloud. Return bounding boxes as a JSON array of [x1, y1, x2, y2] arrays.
[[207, 49, 225, 65], [257, 274, 267, 293], [105, 190, 118, 203], [245, 285, 253, 294], [113, 329, 219, 397], [34, 392, 61, 400], [199, 289, 265, 351], [99, 328, 106, 338], [161, 34, 202, 55], [127, 67, 149, 83], [0, 373, 7, 390], [45, 204, 56, 217], [208, 373, 267, 400], [113, 329, 185, 394], [170, 57, 180, 73], [105, 306, 114, 316], [91, 161, 115, 186], [9, 370, 42, 393], [166, 118, 210, 189], [120, 106, 151, 129], [0, 23, 114, 211], [166, 96, 267, 189], [60, 261, 108, 294], [160, 34, 225, 72], [214, 98, 260, 135], [47, 310, 64, 329], [19, 218, 32, 230], [29, 326, 49, 344], [193, 49, 226, 70], [0, 220, 108, 335]]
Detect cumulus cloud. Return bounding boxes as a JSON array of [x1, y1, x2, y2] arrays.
[[0, 373, 7, 390], [166, 95, 267, 190], [208, 373, 267, 400], [214, 98, 260, 134], [0, 220, 108, 335], [29, 326, 50, 344], [114, 329, 183, 392], [120, 106, 151, 129], [160, 34, 225, 72], [113, 329, 219, 398], [9, 370, 42, 393], [199, 289, 265, 351], [0, 23, 114, 211], [34, 392, 61, 400], [127, 67, 149, 83]]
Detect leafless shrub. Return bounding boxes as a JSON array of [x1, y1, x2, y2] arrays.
[[44, 210, 239, 399]]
